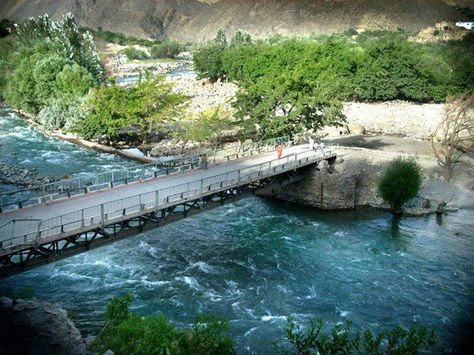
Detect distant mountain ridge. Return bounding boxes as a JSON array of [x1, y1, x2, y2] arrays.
[[1, 0, 473, 42]]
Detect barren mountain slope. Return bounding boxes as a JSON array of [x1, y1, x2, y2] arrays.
[[1, 0, 472, 41], [172, 0, 472, 42], [0, 0, 208, 39]]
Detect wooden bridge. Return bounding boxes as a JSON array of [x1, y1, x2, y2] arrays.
[[0, 143, 337, 278]]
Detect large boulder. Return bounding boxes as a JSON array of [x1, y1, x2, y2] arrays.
[[347, 123, 366, 135], [0, 298, 88, 355]]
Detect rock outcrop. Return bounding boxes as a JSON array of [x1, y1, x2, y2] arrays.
[[258, 150, 387, 210], [0, 296, 88, 355], [257, 145, 474, 215]]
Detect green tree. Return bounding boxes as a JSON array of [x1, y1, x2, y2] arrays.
[[173, 107, 233, 153], [230, 29, 252, 48], [75, 83, 131, 143], [131, 74, 188, 143], [15, 14, 104, 82], [77, 75, 188, 144], [150, 41, 183, 59], [55, 63, 95, 97], [33, 54, 72, 105], [122, 47, 148, 60], [378, 157, 423, 212], [214, 28, 228, 47], [38, 94, 89, 131]]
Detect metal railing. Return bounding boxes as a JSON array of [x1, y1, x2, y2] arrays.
[[0, 137, 290, 212], [0, 146, 336, 252]]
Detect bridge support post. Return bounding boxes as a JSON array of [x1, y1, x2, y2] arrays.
[[100, 204, 105, 228], [155, 191, 159, 212], [34, 221, 42, 247]]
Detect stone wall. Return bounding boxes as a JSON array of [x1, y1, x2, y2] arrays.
[[258, 147, 448, 211], [258, 151, 388, 209]]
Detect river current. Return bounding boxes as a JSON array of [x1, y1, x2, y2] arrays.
[[0, 106, 473, 353]]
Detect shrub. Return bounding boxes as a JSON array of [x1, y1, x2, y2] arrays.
[[276, 317, 436, 354], [38, 94, 89, 131], [150, 41, 183, 59], [378, 157, 423, 212], [122, 47, 148, 60], [92, 294, 235, 355]]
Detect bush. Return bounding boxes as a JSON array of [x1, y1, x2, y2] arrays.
[[92, 294, 235, 355], [378, 157, 423, 212], [277, 317, 436, 354], [150, 41, 183, 59], [122, 47, 148, 60], [83, 27, 160, 47], [38, 95, 89, 131]]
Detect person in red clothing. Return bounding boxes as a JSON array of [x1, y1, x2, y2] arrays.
[[277, 144, 283, 159]]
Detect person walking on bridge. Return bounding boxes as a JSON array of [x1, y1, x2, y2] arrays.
[[277, 144, 283, 159], [202, 154, 208, 170]]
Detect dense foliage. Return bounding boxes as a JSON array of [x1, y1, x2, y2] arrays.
[[121, 42, 184, 61], [92, 294, 235, 355], [378, 158, 423, 212], [75, 74, 188, 144], [278, 317, 436, 354], [82, 27, 160, 47], [122, 47, 149, 60], [173, 106, 233, 152], [93, 295, 436, 354], [150, 41, 184, 59], [194, 29, 474, 138], [0, 14, 102, 123]]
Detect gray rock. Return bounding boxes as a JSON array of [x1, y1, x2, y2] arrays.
[[103, 350, 114, 355], [0, 296, 13, 309], [84, 334, 96, 347]]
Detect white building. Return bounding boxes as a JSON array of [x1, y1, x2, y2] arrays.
[[455, 22, 474, 30]]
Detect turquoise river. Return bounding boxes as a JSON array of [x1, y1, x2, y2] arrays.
[[0, 106, 473, 354]]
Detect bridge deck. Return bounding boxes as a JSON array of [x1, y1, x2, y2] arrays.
[[0, 144, 336, 257]]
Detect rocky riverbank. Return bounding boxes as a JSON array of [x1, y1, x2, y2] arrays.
[[0, 296, 89, 355], [258, 143, 474, 215], [0, 162, 56, 187]]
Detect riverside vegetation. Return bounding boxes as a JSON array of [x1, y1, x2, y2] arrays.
[[91, 294, 436, 355], [0, 15, 229, 146], [194, 29, 474, 139]]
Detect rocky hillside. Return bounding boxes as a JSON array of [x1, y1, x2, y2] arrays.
[[1, 0, 472, 41], [0, 0, 208, 39]]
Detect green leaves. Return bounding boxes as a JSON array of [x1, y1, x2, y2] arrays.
[[378, 158, 423, 212], [277, 317, 436, 354], [173, 107, 233, 152], [76, 74, 189, 143], [93, 294, 235, 355]]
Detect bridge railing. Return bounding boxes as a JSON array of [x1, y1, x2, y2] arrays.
[[0, 146, 337, 252], [0, 136, 291, 213]]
